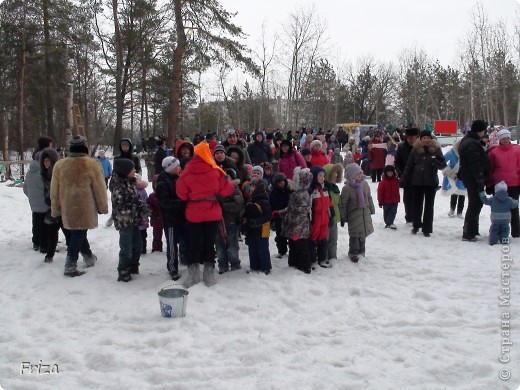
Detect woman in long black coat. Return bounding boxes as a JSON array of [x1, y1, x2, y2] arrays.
[[401, 131, 447, 237]]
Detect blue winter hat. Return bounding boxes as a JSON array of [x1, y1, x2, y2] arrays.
[[495, 181, 508, 193]]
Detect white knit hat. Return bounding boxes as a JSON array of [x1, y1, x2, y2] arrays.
[[497, 129, 511, 141], [162, 156, 180, 173], [310, 140, 322, 150]]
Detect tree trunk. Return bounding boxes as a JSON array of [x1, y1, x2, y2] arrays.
[[168, 0, 186, 148], [18, 0, 27, 168], [112, 0, 124, 147], [42, 0, 56, 142]]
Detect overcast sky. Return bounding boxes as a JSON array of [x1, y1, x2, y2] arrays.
[[218, 0, 520, 66]]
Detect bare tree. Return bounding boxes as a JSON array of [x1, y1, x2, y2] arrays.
[[280, 5, 327, 129], [254, 22, 277, 131]]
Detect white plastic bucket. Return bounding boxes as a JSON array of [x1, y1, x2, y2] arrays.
[[158, 288, 189, 318]]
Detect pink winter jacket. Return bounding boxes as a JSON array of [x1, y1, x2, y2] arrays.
[[488, 144, 520, 187], [277, 150, 307, 180]]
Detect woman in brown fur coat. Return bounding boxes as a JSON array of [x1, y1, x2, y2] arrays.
[[51, 135, 108, 276]]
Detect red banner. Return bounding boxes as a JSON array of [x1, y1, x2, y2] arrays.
[[434, 120, 458, 134]]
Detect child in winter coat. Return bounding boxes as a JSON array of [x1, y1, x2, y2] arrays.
[[340, 163, 375, 263], [243, 179, 272, 274], [269, 172, 293, 258], [480, 181, 519, 245], [353, 148, 363, 166], [146, 175, 164, 252], [278, 167, 313, 273], [260, 162, 274, 185], [310, 140, 329, 167], [135, 175, 149, 254], [377, 165, 400, 229], [110, 159, 149, 282], [155, 156, 186, 280], [330, 148, 343, 165], [308, 165, 334, 268], [216, 168, 244, 274], [324, 163, 343, 261]]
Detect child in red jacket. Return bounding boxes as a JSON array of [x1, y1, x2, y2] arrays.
[[377, 165, 400, 229], [309, 165, 334, 268]]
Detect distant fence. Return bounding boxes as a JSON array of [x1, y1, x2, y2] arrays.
[[0, 160, 31, 182]]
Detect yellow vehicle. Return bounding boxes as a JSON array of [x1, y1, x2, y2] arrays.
[[334, 123, 362, 135]]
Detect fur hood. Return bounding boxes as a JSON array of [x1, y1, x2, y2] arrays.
[[324, 163, 343, 184], [412, 138, 441, 154], [292, 167, 313, 191], [226, 145, 245, 169]]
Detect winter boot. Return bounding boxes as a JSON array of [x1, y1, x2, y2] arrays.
[[448, 209, 455, 217], [183, 263, 200, 288], [130, 263, 140, 274], [170, 270, 181, 281], [83, 253, 97, 268], [203, 262, 216, 287], [117, 268, 132, 282], [44, 256, 53, 263], [64, 269, 86, 277]]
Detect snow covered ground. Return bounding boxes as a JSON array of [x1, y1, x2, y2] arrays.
[[0, 156, 519, 390]]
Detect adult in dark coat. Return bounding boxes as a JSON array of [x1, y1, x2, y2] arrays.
[[401, 131, 446, 236], [153, 138, 168, 175], [155, 156, 186, 280], [458, 120, 489, 241], [114, 138, 142, 174], [247, 131, 273, 166], [222, 129, 251, 165], [226, 145, 247, 184], [394, 127, 419, 223]]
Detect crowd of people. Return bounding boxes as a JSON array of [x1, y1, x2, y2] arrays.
[[22, 120, 519, 285]]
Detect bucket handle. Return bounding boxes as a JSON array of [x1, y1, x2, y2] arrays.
[[160, 283, 182, 291]]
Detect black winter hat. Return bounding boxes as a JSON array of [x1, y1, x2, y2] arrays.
[[113, 158, 135, 176], [224, 168, 237, 180], [37, 136, 53, 151], [69, 135, 89, 154], [471, 120, 488, 133], [272, 172, 286, 185], [419, 130, 432, 139], [383, 165, 396, 174], [280, 139, 292, 148], [405, 127, 420, 137], [300, 147, 311, 156]]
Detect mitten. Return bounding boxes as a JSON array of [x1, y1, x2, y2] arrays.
[[340, 221, 345, 227], [485, 186, 493, 195], [379, 203, 383, 208]]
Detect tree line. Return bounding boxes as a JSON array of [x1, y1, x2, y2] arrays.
[[0, 0, 518, 158]]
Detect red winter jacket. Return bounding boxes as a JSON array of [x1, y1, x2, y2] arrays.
[[487, 143, 520, 187], [309, 186, 332, 241], [310, 150, 329, 167], [377, 175, 400, 205], [367, 141, 386, 170], [176, 144, 235, 223]]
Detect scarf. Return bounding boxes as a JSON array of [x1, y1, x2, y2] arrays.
[[347, 178, 366, 209]]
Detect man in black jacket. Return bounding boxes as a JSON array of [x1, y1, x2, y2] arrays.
[[114, 138, 142, 174], [458, 120, 489, 242], [394, 127, 419, 223], [247, 131, 273, 166]]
